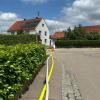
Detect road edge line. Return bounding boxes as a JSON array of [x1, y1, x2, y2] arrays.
[[38, 51, 54, 100]]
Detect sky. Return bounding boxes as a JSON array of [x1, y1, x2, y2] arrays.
[[0, 0, 100, 34]]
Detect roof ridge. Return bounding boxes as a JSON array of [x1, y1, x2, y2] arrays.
[[7, 17, 42, 32], [83, 25, 100, 27]]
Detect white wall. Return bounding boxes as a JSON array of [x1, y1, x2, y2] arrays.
[[29, 30, 36, 34], [50, 39, 55, 46], [35, 19, 50, 46], [9, 31, 17, 35], [8, 18, 51, 46]]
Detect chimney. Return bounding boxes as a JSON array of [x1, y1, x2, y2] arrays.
[[23, 18, 26, 21], [35, 17, 39, 19], [35, 11, 40, 19]]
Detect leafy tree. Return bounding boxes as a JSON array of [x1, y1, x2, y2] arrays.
[[66, 27, 72, 39], [72, 24, 86, 39], [85, 31, 100, 40], [63, 24, 100, 40], [78, 24, 86, 37], [17, 30, 24, 35], [64, 27, 76, 39]]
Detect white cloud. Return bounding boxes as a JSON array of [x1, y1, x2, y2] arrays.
[[0, 12, 17, 21], [21, 0, 48, 4], [0, 12, 18, 34], [45, 19, 71, 34], [1, 0, 100, 34], [62, 0, 100, 25], [46, 0, 100, 33]]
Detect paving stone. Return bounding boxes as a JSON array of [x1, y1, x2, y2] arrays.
[[76, 96, 83, 100], [62, 65, 83, 100]]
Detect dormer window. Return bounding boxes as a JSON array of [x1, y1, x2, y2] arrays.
[[42, 23, 44, 27]]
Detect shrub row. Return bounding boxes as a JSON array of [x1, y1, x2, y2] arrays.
[[0, 44, 47, 100], [0, 34, 40, 46], [64, 25, 100, 40], [55, 40, 100, 47]]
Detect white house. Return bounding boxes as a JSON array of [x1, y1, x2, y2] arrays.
[[7, 17, 51, 46]]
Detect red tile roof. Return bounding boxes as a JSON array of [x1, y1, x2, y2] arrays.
[[83, 25, 100, 33], [7, 17, 42, 32], [51, 32, 65, 39]]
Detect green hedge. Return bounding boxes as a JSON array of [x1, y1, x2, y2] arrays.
[[0, 44, 46, 100], [55, 40, 100, 47], [0, 34, 40, 46]]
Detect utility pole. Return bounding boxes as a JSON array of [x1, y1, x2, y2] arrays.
[[36, 32, 38, 44], [36, 11, 40, 44]]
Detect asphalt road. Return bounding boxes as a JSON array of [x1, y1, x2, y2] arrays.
[[54, 48, 100, 100]]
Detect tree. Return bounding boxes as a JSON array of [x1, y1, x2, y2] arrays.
[[67, 27, 72, 38], [17, 30, 24, 35], [78, 24, 86, 38], [85, 31, 100, 40], [64, 27, 73, 39], [72, 24, 86, 39]]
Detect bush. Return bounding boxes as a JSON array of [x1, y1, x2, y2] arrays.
[[0, 34, 40, 46], [0, 44, 47, 100], [85, 32, 100, 40], [16, 30, 24, 35], [55, 40, 100, 47], [64, 25, 87, 40], [64, 25, 100, 40]]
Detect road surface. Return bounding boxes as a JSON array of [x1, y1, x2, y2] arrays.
[[20, 48, 100, 100], [54, 48, 100, 100]]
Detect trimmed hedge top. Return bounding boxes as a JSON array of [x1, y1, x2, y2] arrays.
[[0, 34, 40, 46], [55, 40, 100, 48]]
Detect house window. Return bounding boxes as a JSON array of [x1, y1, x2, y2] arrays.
[[50, 40, 51, 46], [11, 32, 15, 35], [45, 39, 47, 44], [25, 30, 29, 34], [42, 23, 44, 27], [45, 31, 47, 36], [39, 31, 41, 35]]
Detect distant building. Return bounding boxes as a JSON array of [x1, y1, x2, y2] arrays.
[[50, 32, 65, 46], [83, 25, 100, 33], [7, 17, 51, 46], [51, 32, 65, 39], [51, 25, 100, 39]]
